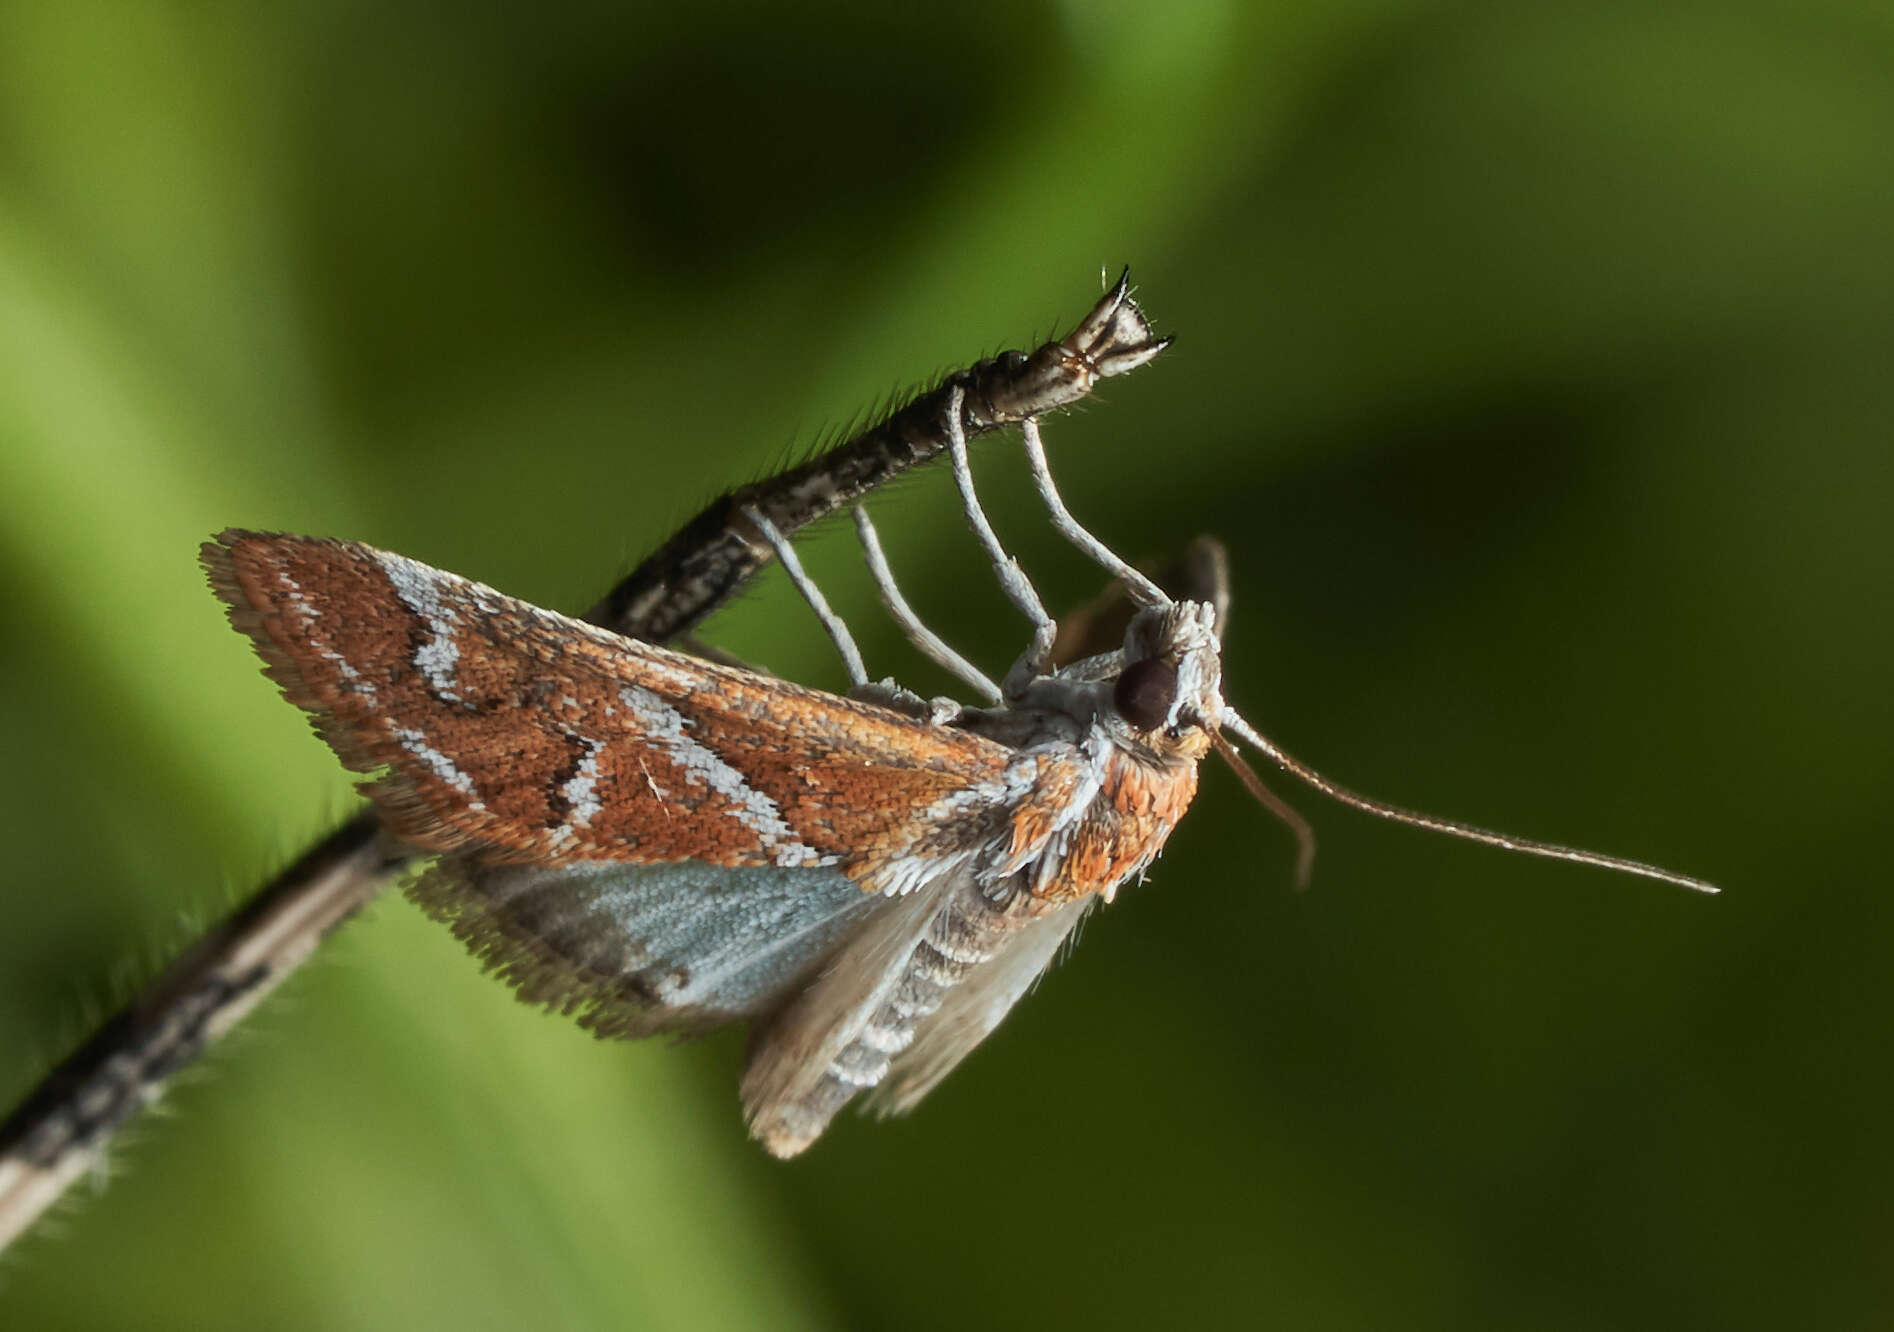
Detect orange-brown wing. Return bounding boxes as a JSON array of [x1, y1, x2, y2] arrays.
[[205, 530, 1081, 890]]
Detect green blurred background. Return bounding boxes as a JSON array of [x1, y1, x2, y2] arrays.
[[3, 2, 1890, 1327]]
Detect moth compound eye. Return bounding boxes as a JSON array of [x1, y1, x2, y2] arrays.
[[1113, 657, 1178, 732]]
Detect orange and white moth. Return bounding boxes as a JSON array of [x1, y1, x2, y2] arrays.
[[201, 287, 1716, 1158]]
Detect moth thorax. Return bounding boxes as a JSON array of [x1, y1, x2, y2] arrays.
[[1034, 745, 1201, 902]]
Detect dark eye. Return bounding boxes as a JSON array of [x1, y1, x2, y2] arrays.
[[1113, 657, 1178, 732]]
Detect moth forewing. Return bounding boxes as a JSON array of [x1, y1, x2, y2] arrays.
[[203, 530, 1032, 877]]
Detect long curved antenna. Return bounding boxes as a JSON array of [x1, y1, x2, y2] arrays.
[[1212, 733, 1317, 890], [1220, 708, 1720, 895]]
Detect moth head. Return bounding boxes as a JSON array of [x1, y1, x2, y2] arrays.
[[1110, 599, 1223, 762]]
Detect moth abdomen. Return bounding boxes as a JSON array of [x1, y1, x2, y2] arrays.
[[748, 880, 1055, 1157]]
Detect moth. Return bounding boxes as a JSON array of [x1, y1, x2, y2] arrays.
[[204, 395, 1716, 1158]]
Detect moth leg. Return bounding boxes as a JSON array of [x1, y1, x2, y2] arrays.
[[943, 386, 1059, 700], [849, 679, 966, 726], [743, 505, 869, 688], [851, 505, 1002, 706], [1018, 416, 1168, 609]]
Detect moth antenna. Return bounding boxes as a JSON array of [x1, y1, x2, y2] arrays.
[[1018, 416, 1169, 609], [1220, 709, 1720, 895], [1212, 732, 1317, 890]]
